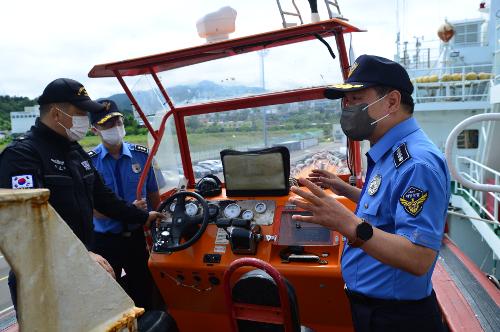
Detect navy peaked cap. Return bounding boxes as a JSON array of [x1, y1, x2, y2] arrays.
[[324, 55, 414, 99]]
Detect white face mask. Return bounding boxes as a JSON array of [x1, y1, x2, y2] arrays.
[[99, 125, 126, 146], [57, 108, 89, 141]]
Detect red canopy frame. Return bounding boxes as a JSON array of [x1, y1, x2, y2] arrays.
[[88, 19, 365, 200]]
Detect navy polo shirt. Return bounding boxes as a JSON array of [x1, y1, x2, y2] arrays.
[[89, 142, 158, 233], [342, 117, 451, 300]]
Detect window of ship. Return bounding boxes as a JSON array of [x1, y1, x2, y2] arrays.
[[457, 129, 479, 149], [453, 21, 483, 46]]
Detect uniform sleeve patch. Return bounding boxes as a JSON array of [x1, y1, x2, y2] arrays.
[[393, 143, 411, 168], [87, 150, 97, 158], [11, 175, 34, 189], [399, 186, 428, 217], [133, 144, 149, 154]]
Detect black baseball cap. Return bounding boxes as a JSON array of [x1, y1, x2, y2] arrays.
[[37, 78, 105, 113], [90, 99, 123, 125], [324, 55, 414, 99]]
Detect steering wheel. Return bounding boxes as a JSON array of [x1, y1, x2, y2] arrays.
[[153, 191, 210, 252]]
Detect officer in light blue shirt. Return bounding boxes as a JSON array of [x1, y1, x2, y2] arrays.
[[88, 99, 161, 310], [290, 55, 450, 332]]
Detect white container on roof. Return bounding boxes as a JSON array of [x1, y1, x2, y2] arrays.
[[196, 6, 237, 43]]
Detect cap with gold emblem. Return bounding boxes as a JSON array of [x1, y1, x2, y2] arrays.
[[90, 99, 123, 125], [37, 78, 105, 113], [324, 54, 414, 100]]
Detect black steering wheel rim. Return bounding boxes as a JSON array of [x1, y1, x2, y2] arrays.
[[153, 191, 210, 252]]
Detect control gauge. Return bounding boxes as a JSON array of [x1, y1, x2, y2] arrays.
[[169, 202, 176, 213], [241, 209, 254, 221], [224, 203, 241, 218], [208, 204, 219, 218], [185, 202, 198, 217], [255, 202, 267, 214]]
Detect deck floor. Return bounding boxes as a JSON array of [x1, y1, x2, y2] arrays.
[[439, 243, 500, 332]]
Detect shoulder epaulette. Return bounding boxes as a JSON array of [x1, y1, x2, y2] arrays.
[[14, 135, 27, 142], [87, 150, 98, 158], [132, 144, 149, 154], [393, 142, 411, 168]]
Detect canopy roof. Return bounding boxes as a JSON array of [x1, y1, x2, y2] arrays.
[[88, 19, 363, 78]]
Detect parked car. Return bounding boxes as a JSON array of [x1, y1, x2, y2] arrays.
[[198, 160, 223, 172], [193, 165, 211, 178], [197, 162, 219, 174]]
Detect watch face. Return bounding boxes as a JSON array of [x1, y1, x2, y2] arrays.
[[357, 221, 373, 241]]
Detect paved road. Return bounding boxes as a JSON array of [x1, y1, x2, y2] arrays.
[[0, 253, 13, 313]]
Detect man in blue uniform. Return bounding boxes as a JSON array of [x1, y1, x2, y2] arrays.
[[88, 99, 161, 310], [290, 55, 450, 332]]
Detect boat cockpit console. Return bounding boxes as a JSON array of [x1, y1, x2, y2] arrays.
[[147, 146, 354, 331]]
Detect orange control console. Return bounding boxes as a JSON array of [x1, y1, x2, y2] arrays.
[[149, 189, 356, 332]]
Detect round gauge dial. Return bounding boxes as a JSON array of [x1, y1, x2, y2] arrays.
[[224, 203, 241, 219], [255, 202, 267, 214], [241, 210, 254, 221], [169, 202, 176, 213], [185, 202, 198, 217]]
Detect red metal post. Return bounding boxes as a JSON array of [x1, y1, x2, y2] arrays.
[[148, 68, 195, 186]]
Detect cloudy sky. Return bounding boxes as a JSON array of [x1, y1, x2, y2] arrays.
[[0, 0, 484, 99]]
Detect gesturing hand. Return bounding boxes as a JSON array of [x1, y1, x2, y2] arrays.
[[289, 177, 358, 238], [308, 169, 345, 195]]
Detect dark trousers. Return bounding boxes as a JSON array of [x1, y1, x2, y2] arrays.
[[91, 229, 163, 311], [345, 288, 446, 332]]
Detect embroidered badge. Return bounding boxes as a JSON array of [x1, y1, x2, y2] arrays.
[[133, 144, 149, 154], [87, 150, 97, 158], [368, 174, 382, 195], [51, 158, 66, 171], [132, 163, 142, 173], [399, 186, 428, 217], [393, 143, 411, 168], [347, 62, 359, 78], [11, 175, 34, 189], [81, 160, 92, 171], [77, 87, 88, 96]]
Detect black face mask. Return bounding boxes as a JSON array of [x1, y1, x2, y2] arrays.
[[340, 94, 388, 141]]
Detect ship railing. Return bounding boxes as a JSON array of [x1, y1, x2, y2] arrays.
[[455, 165, 500, 225], [413, 80, 490, 104], [445, 113, 500, 225], [408, 64, 493, 104]]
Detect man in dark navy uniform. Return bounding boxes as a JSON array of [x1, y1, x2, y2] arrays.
[[88, 99, 161, 310], [0, 78, 164, 312], [290, 55, 450, 332]]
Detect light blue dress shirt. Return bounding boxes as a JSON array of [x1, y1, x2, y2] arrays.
[[342, 117, 451, 300], [89, 142, 158, 234]]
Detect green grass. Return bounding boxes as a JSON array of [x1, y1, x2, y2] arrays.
[[79, 134, 148, 150], [0, 128, 323, 152]]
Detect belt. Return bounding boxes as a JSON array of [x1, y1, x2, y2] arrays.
[[344, 285, 433, 306]]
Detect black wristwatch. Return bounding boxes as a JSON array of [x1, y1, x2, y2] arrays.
[[348, 219, 373, 248]]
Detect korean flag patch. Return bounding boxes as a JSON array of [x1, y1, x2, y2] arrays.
[[11, 175, 34, 189]]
